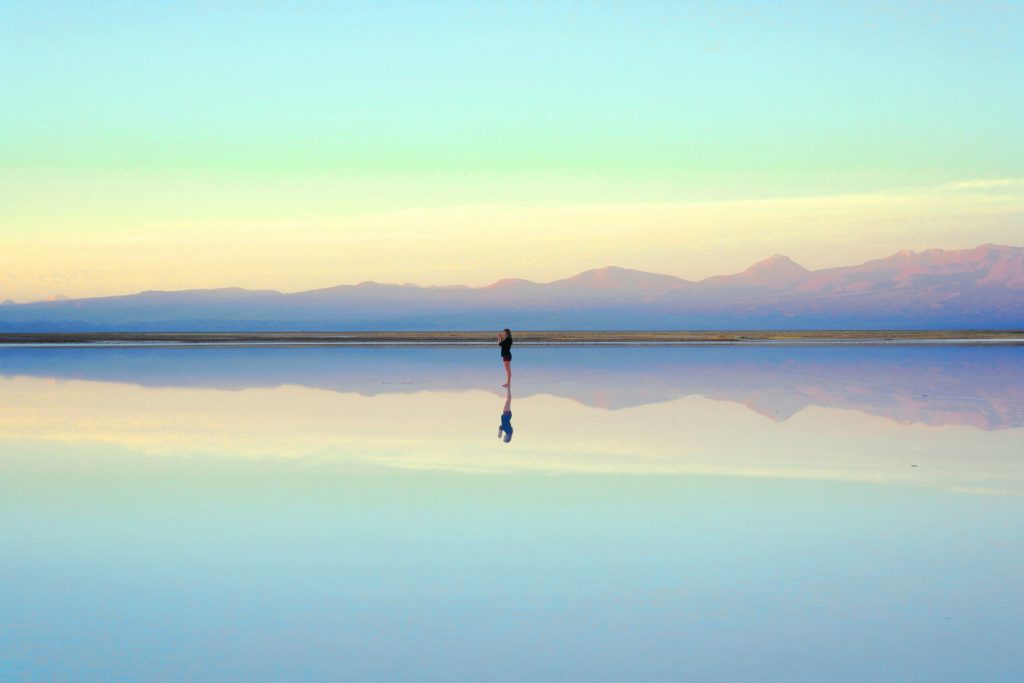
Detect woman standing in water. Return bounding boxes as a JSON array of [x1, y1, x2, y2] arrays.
[[497, 328, 512, 387]]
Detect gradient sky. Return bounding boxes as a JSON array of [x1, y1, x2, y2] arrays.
[[2, 1, 1023, 300]]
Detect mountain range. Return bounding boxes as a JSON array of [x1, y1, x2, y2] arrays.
[[1, 244, 1022, 330]]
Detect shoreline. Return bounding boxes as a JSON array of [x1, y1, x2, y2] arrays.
[[1, 330, 1022, 347]]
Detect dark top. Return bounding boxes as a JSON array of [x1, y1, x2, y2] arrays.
[[500, 410, 513, 436], [499, 335, 513, 359]]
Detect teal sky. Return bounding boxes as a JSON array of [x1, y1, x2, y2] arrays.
[[1, 1, 1023, 298], [5, 1, 1023, 184]]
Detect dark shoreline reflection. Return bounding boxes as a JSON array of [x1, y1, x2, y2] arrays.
[[1, 345, 1022, 430]]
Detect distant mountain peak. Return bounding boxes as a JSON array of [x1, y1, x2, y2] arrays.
[[745, 254, 808, 273], [563, 265, 636, 281], [484, 277, 539, 289], [704, 253, 811, 289], [556, 266, 690, 290], [971, 243, 1020, 258], [746, 258, 810, 286]]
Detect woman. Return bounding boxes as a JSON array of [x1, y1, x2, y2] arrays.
[[497, 328, 512, 387]]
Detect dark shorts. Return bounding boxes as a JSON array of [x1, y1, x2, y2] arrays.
[[502, 354, 512, 362]]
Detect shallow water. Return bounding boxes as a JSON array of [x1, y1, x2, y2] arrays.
[[1, 346, 1022, 682]]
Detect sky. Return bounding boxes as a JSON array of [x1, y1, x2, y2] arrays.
[[2, 1, 1023, 301]]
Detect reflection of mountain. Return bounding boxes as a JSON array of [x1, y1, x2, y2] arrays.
[[1, 346, 1021, 430], [1, 244, 1022, 330]]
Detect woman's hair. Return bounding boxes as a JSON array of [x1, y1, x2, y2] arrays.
[[503, 328, 512, 336]]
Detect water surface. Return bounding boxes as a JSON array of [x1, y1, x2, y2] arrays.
[[1, 346, 1022, 681]]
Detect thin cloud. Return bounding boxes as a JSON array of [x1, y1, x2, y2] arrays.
[[944, 178, 1024, 190]]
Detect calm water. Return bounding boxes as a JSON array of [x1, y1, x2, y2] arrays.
[[1, 345, 1023, 682]]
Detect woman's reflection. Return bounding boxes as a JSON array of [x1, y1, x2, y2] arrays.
[[498, 386, 513, 443]]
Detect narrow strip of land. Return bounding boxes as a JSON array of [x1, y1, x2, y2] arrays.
[[1, 330, 1022, 346]]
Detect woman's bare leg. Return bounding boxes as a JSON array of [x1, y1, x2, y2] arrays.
[[502, 360, 511, 386]]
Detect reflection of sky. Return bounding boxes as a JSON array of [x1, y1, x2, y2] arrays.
[[3, 443, 1024, 680], [2, 347, 1023, 681]]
